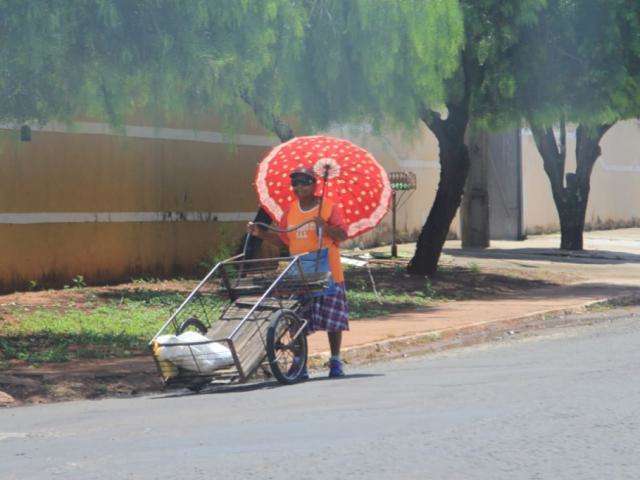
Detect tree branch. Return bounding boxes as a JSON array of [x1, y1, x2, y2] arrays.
[[529, 122, 566, 201], [418, 103, 446, 141], [240, 90, 294, 142], [575, 122, 614, 181], [559, 117, 566, 160]]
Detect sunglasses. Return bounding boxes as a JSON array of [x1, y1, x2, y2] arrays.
[[291, 177, 315, 187]]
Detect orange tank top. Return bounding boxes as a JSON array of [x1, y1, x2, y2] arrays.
[[282, 199, 344, 283]]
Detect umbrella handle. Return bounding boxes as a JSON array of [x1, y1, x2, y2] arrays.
[[313, 164, 331, 269], [316, 164, 331, 251]]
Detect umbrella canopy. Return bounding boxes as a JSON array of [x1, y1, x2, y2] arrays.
[[255, 135, 392, 239]]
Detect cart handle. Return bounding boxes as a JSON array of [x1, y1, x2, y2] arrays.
[[242, 219, 321, 257], [250, 219, 317, 233]]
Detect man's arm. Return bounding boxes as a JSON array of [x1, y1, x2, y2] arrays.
[[316, 203, 347, 242], [318, 220, 347, 242], [247, 222, 287, 249]]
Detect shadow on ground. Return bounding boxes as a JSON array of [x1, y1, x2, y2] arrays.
[[487, 283, 640, 302], [154, 373, 385, 399], [444, 247, 640, 265]]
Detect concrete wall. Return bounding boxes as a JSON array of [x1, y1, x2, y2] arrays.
[[0, 120, 274, 292], [0, 119, 451, 291], [487, 130, 523, 240], [5, 112, 635, 292], [522, 119, 640, 234]]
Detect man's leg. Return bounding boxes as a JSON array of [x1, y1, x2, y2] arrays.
[[328, 331, 344, 377], [328, 331, 342, 357]]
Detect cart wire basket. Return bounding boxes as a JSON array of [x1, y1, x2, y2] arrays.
[[149, 248, 331, 391]]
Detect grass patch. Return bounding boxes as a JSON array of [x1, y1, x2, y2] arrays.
[[347, 289, 434, 319], [346, 272, 438, 319], [0, 283, 433, 362], [0, 292, 225, 363], [1, 304, 168, 363]]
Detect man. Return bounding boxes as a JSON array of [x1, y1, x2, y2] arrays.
[[248, 166, 348, 378]]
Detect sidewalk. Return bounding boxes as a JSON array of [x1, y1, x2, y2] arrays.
[[308, 227, 640, 358]]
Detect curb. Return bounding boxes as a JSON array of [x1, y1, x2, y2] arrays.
[[307, 292, 640, 367]]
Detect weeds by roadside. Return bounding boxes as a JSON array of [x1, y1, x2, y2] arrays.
[[0, 261, 561, 365]]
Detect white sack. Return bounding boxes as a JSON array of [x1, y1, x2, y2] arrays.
[[155, 331, 234, 373]]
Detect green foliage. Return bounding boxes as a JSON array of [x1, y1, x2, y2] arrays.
[[7, 0, 634, 138], [289, 0, 465, 132], [423, 278, 436, 297], [503, 0, 640, 250], [198, 224, 241, 271], [0, 0, 469, 137], [510, 0, 640, 127], [0, 0, 307, 131], [346, 289, 433, 319], [468, 262, 480, 274], [0, 290, 224, 362], [460, 0, 547, 128]]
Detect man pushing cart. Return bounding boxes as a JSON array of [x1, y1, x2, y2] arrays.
[[150, 135, 391, 389]]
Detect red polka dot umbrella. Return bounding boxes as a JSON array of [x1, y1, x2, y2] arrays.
[[255, 135, 392, 239]]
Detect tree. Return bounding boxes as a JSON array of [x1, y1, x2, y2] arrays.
[[295, 0, 464, 274], [241, 0, 465, 257], [0, 1, 306, 129], [406, 1, 546, 275], [513, 0, 640, 250], [270, 0, 545, 275]]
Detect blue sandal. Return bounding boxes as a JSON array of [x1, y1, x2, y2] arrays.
[[328, 358, 345, 378]]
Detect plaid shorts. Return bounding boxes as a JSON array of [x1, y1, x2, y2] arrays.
[[300, 282, 349, 333]]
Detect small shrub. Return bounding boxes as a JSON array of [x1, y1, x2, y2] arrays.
[[199, 224, 238, 271], [422, 279, 436, 298]]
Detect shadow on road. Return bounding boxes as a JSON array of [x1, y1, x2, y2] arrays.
[[153, 373, 385, 399]]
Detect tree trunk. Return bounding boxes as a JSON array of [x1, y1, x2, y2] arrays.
[[530, 122, 612, 251], [408, 104, 471, 275], [558, 173, 586, 250], [408, 141, 470, 275], [407, 46, 480, 276]]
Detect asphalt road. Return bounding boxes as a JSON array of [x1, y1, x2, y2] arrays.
[[2, 308, 640, 480]]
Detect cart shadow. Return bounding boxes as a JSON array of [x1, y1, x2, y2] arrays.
[[153, 373, 384, 399]]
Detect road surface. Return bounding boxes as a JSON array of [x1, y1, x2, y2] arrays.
[[2, 308, 640, 479]]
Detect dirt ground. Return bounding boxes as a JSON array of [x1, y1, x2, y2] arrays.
[[0, 259, 578, 407]]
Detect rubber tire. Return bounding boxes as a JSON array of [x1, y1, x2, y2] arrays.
[[177, 317, 208, 335], [266, 309, 308, 385], [187, 380, 210, 393]]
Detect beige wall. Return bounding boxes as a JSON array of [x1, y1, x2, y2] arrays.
[[325, 122, 456, 248], [0, 123, 272, 292], [8, 113, 635, 292], [0, 118, 451, 291], [522, 119, 640, 233], [3, 108, 494, 292]]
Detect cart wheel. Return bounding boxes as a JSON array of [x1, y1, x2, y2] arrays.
[[187, 380, 210, 393], [177, 317, 207, 335], [266, 310, 308, 385]]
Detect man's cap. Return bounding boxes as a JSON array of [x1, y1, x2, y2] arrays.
[[289, 166, 317, 180]]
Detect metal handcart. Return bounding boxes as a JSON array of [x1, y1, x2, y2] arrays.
[[149, 221, 331, 391]]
